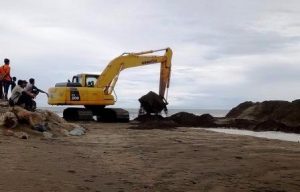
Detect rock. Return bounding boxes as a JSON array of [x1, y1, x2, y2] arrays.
[[253, 119, 289, 132], [3, 129, 14, 136], [197, 114, 216, 127], [0, 105, 86, 138], [168, 112, 199, 126], [138, 91, 167, 114], [14, 132, 29, 139], [32, 123, 48, 132], [232, 119, 258, 129], [3, 112, 18, 129], [69, 127, 86, 136], [0, 100, 9, 108], [43, 132, 53, 139], [168, 112, 215, 127], [226, 101, 256, 118]]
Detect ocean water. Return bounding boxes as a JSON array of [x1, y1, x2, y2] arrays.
[[39, 107, 228, 120], [203, 128, 300, 143]]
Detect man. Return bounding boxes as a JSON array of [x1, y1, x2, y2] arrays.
[[9, 80, 36, 110], [0, 58, 12, 100], [25, 78, 49, 97], [11, 77, 16, 92]]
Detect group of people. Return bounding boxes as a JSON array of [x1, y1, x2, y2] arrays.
[[0, 58, 47, 111]]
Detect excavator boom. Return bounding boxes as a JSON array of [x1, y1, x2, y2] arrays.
[[96, 48, 172, 99]]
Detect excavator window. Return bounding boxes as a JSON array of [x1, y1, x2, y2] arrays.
[[72, 76, 79, 83], [86, 76, 98, 87]]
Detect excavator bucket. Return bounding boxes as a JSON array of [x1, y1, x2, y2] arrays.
[[138, 91, 168, 114]]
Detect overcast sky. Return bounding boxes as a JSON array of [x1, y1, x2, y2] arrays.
[[1, 0, 300, 109]]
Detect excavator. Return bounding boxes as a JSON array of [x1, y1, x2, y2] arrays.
[[48, 48, 172, 122]]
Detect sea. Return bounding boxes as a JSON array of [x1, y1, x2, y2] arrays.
[[39, 107, 300, 142]]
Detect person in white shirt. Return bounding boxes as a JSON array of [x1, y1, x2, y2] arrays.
[[9, 80, 36, 110]]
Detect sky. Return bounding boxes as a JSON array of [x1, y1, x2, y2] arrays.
[[1, 0, 300, 109]]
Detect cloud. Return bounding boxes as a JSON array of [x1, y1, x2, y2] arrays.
[[1, 0, 300, 109]]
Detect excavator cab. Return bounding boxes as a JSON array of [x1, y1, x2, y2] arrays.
[[70, 74, 99, 87]]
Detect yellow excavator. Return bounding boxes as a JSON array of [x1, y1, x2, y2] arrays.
[[48, 48, 172, 122]]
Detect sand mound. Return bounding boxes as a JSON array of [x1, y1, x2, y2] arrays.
[[134, 114, 164, 122], [168, 112, 215, 127]]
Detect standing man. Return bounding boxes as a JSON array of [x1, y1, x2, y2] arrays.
[[11, 77, 17, 92], [0, 58, 12, 100]]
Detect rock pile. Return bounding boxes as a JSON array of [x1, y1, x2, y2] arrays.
[[0, 101, 86, 139], [132, 112, 215, 129], [133, 100, 300, 133], [220, 100, 300, 133]]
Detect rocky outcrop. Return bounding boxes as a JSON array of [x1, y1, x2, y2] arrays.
[[133, 100, 300, 133], [222, 100, 300, 133], [132, 113, 216, 129]]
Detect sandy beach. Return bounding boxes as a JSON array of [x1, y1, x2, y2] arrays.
[[0, 122, 299, 192]]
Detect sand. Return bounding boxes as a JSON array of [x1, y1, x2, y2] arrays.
[[0, 122, 300, 192]]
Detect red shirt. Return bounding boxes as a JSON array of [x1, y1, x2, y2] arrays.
[[0, 64, 11, 81]]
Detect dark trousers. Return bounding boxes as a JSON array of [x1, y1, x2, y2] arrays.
[[17, 93, 34, 110], [3, 80, 10, 99], [0, 81, 3, 99]]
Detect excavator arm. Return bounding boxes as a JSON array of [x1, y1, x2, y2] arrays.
[[96, 48, 172, 101]]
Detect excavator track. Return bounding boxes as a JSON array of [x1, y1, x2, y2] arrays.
[[96, 108, 129, 122], [63, 108, 94, 121], [63, 107, 129, 122]]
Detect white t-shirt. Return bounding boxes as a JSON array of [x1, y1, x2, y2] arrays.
[[10, 85, 24, 103], [25, 83, 33, 92]]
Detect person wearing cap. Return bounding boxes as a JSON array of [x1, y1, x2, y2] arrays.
[[0, 58, 12, 100], [9, 80, 36, 110]]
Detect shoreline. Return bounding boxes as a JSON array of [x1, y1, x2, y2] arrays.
[[202, 127, 300, 142]]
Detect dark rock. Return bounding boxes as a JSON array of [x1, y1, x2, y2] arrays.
[[197, 114, 216, 127], [138, 91, 167, 114], [226, 101, 255, 118], [32, 123, 48, 132], [131, 99, 300, 133], [253, 119, 300, 133], [168, 112, 199, 126], [168, 112, 215, 127], [233, 119, 257, 129], [225, 100, 300, 128]]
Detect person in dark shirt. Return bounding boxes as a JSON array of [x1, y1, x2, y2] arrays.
[[11, 77, 16, 92]]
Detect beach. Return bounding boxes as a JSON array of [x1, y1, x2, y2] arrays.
[[1, 122, 299, 192]]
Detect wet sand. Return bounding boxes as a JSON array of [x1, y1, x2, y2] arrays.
[[0, 122, 300, 192]]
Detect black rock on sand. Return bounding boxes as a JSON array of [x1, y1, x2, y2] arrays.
[[133, 100, 300, 133]]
